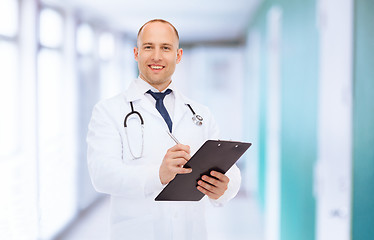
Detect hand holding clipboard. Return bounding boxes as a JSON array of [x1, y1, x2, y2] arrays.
[[156, 137, 252, 201]]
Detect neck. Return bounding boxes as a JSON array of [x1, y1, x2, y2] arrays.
[[140, 77, 171, 92], [155, 83, 170, 92]]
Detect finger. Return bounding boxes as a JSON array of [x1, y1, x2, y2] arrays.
[[196, 185, 220, 200], [197, 180, 217, 193], [166, 158, 192, 171], [167, 163, 192, 174], [169, 144, 190, 154], [211, 171, 229, 183], [198, 177, 227, 196], [167, 158, 188, 166], [168, 150, 191, 161], [201, 175, 222, 188], [176, 167, 192, 174]]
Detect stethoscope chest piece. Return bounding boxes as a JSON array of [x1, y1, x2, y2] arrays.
[[192, 114, 203, 126], [186, 104, 203, 126]]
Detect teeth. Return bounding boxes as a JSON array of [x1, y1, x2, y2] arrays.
[[151, 66, 163, 69]]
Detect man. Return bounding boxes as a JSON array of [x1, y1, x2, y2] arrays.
[[87, 19, 241, 240]]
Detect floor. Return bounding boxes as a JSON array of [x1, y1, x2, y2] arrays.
[[206, 192, 264, 240], [56, 192, 264, 240]]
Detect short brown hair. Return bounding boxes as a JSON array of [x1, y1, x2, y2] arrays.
[[137, 19, 179, 41]]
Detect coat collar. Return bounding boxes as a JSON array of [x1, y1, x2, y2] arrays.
[[123, 78, 191, 131], [123, 79, 144, 103]]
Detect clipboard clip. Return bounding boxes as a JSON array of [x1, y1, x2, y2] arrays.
[[216, 139, 239, 148]]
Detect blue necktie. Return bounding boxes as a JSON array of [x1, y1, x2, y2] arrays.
[[147, 89, 173, 132]]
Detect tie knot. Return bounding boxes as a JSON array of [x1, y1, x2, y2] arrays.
[[147, 89, 172, 101]]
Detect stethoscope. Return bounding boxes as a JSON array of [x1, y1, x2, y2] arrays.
[[124, 102, 203, 159]]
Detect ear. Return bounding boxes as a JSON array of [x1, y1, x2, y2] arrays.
[[176, 48, 183, 64], [134, 47, 139, 61]]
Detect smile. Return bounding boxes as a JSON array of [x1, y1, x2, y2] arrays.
[[149, 65, 164, 70]]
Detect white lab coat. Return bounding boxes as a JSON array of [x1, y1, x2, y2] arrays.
[[87, 80, 241, 240]]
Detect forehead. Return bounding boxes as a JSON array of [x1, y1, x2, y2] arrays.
[[137, 22, 179, 46]]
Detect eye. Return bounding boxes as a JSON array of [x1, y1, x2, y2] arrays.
[[144, 46, 152, 50], [163, 46, 171, 51]]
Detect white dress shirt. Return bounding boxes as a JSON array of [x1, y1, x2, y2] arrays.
[[134, 77, 176, 120]]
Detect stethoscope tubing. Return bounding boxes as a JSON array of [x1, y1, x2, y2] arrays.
[[124, 101, 203, 159], [124, 102, 144, 159], [124, 102, 144, 127]]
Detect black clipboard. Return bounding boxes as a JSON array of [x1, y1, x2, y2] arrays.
[[155, 140, 251, 201]]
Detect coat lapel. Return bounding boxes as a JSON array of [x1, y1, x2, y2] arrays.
[[172, 90, 189, 131], [124, 81, 162, 120]]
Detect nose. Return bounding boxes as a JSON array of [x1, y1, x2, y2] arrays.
[[151, 48, 162, 61]]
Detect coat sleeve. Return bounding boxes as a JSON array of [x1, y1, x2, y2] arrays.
[[86, 101, 163, 199], [206, 108, 242, 206]]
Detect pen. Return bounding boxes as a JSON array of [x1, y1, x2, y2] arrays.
[[166, 131, 180, 145]]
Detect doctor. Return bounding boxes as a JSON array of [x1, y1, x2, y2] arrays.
[[87, 19, 241, 240]]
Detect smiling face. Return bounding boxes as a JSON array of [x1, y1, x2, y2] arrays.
[[134, 21, 183, 91]]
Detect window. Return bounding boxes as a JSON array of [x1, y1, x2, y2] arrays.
[[37, 7, 78, 239], [0, 1, 39, 240], [98, 31, 124, 98], [0, 41, 19, 156], [77, 23, 95, 56], [0, 0, 20, 157], [0, 0, 18, 37], [39, 8, 63, 48], [99, 32, 115, 60]]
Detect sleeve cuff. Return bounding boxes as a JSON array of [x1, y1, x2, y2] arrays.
[[144, 165, 165, 198]]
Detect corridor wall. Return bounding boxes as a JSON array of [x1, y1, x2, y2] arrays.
[[352, 0, 374, 239], [247, 0, 374, 240], [246, 1, 319, 240]]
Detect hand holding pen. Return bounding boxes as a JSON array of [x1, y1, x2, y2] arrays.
[[159, 131, 192, 185]]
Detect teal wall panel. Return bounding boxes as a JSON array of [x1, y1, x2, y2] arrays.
[[248, 1, 271, 210], [258, 21, 269, 211], [352, 0, 374, 239], [279, 1, 318, 240], [258, 39, 268, 210], [246, 0, 318, 239]]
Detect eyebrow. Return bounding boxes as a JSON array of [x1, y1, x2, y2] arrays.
[[142, 42, 153, 46], [142, 42, 174, 47]]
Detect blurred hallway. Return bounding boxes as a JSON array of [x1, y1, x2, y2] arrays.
[[1, 0, 374, 239]]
